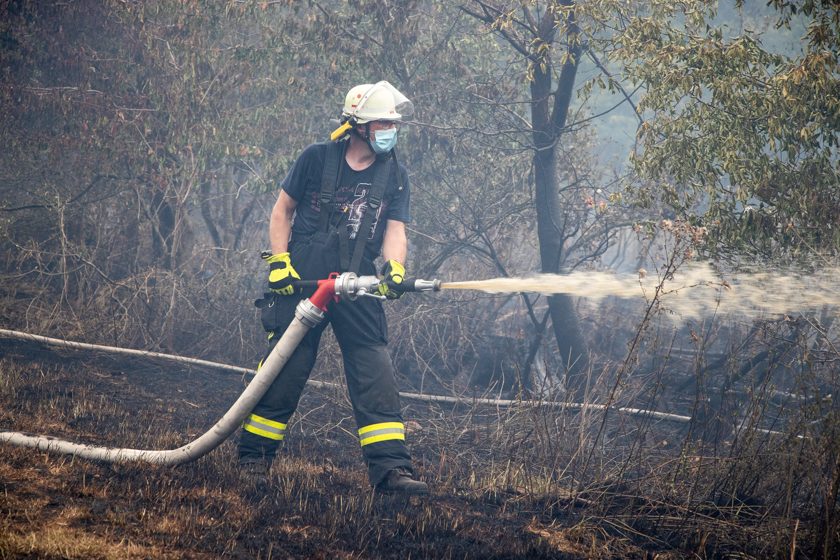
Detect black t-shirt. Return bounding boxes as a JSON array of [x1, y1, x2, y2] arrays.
[[281, 142, 410, 259]]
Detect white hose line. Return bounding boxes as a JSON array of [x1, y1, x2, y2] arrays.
[[0, 318, 311, 465], [3, 327, 812, 428], [0, 327, 256, 376], [398, 391, 692, 423], [0, 327, 337, 390], [4, 328, 805, 441], [0, 327, 692, 424]]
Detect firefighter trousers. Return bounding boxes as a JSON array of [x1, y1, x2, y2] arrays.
[[238, 232, 413, 485]]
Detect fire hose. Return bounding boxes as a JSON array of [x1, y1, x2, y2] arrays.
[[0, 272, 440, 465]]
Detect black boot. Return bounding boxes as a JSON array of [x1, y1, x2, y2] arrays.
[[238, 457, 271, 487], [375, 467, 429, 495]]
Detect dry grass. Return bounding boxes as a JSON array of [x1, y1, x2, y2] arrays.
[[0, 348, 836, 559]]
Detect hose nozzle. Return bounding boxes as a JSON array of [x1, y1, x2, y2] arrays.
[[294, 273, 440, 300], [334, 273, 382, 300], [402, 278, 441, 292]]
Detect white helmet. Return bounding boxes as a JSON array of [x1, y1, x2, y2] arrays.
[[341, 81, 413, 124]]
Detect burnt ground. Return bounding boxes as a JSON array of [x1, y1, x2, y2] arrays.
[[0, 344, 828, 559]]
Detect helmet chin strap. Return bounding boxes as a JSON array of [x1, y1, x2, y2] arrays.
[[351, 124, 377, 155]]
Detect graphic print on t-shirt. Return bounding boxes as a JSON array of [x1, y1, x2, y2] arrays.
[[345, 182, 382, 240]]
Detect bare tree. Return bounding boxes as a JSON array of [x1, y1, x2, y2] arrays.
[[461, 0, 591, 394]]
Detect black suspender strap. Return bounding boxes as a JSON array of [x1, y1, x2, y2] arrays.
[[317, 140, 397, 274], [338, 227, 351, 271], [392, 147, 404, 193], [318, 141, 346, 232], [347, 153, 392, 274]]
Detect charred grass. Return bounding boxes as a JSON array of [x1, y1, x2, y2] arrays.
[[0, 351, 836, 559]]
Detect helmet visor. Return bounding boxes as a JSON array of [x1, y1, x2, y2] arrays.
[[378, 81, 414, 119]]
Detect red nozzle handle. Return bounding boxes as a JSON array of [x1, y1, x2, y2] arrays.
[[291, 277, 337, 297]]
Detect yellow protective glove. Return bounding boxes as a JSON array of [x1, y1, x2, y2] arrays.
[[378, 259, 406, 300], [264, 252, 300, 296]]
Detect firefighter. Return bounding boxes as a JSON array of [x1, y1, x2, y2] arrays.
[[238, 81, 428, 495]]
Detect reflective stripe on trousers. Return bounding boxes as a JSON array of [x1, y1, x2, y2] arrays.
[[243, 413, 287, 441], [358, 421, 405, 446]]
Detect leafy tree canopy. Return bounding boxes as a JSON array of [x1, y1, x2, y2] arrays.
[[614, 0, 839, 264]]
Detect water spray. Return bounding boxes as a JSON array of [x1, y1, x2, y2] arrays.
[[438, 263, 840, 321]]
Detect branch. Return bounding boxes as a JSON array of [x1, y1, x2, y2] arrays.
[[468, 0, 537, 34], [549, 8, 582, 135], [199, 182, 223, 248], [1, 174, 121, 212], [568, 84, 644, 129], [22, 86, 104, 96], [586, 47, 643, 125], [521, 3, 539, 34], [459, 3, 532, 59]]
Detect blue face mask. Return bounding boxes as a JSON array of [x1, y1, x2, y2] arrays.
[[371, 127, 398, 154]]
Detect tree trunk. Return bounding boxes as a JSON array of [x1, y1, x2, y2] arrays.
[[151, 189, 175, 270], [530, 7, 590, 397]]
